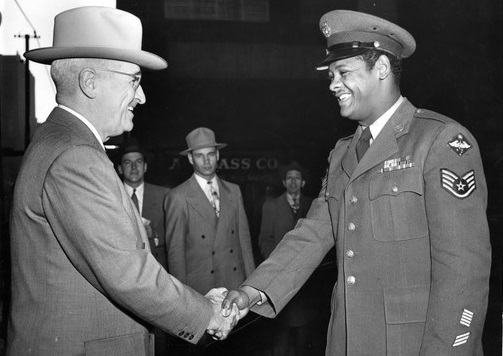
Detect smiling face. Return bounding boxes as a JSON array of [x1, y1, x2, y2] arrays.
[[327, 56, 382, 127], [96, 61, 146, 140], [118, 152, 147, 188], [188, 147, 219, 180]]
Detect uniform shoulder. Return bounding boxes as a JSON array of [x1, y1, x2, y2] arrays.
[[413, 108, 458, 126]]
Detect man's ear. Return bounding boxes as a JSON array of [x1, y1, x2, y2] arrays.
[[117, 164, 123, 175], [376, 54, 391, 80], [144, 162, 148, 173], [301, 180, 306, 188], [187, 153, 194, 165], [79, 68, 98, 99], [282, 180, 287, 189]]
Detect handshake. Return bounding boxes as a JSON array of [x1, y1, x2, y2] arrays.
[[204, 287, 251, 340]]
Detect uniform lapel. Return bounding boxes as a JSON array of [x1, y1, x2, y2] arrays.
[[341, 136, 358, 178]]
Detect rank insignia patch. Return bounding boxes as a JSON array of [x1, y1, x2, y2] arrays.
[[441, 169, 476, 199], [448, 133, 472, 156], [460, 309, 473, 327]]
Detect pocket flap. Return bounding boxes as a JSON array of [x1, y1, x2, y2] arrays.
[[370, 168, 423, 200], [85, 332, 150, 356], [384, 285, 429, 324]]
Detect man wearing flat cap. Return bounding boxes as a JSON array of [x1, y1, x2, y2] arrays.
[[7, 6, 240, 355], [222, 10, 491, 355], [164, 127, 255, 296]]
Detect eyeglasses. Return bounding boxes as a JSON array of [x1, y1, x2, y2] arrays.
[[97, 69, 142, 90]]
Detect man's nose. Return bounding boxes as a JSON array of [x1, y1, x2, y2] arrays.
[[135, 85, 146, 104]]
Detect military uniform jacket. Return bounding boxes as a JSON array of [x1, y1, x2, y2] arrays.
[[7, 108, 214, 355], [246, 99, 491, 355], [164, 175, 255, 295], [143, 182, 170, 269]]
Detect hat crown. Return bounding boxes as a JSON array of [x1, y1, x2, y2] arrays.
[[181, 127, 227, 155], [53, 7, 142, 50]]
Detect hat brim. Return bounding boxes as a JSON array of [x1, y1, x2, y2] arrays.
[[180, 143, 227, 156], [316, 47, 370, 70], [24, 46, 167, 70]]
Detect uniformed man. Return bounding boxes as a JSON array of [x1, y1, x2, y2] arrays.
[[221, 9, 491, 355]]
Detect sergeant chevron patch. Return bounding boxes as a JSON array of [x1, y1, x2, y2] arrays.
[[453, 332, 470, 347], [460, 309, 473, 327], [441, 169, 476, 199]]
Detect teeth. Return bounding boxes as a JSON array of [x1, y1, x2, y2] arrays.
[[338, 94, 351, 101], [127, 106, 134, 112]]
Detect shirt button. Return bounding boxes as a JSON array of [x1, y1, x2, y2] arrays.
[[347, 250, 354, 258], [350, 196, 357, 204], [348, 223, 355, 231], [347, 276, 356, 285]]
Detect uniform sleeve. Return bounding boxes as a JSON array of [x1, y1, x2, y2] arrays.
[[163, 189, 188, 284], [236, 187, 256, 276], [258, 201, 276, 259], [247, 185, 334, 318], [420, 123, 491, 354], [43, 145, 212, 344]]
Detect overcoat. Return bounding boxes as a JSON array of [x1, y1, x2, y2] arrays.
[[164, 175, 255, 295], [247, 99, 491, 355], [143, 182, 170, 269], [7, 108, 213, 355]]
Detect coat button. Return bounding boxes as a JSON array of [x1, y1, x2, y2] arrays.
[[350, 196, 357, 204], [201, 235, 205, 239], [189, 335, 194, 340], [347, 276, 356, 285], [212, 251, 215, 255], [179, 331, 184, 336], [230, 249, 233, 253], [348, 223, 355, 231], [392, 186, 398, 193], [233, 267, 237, 271], [184, 333, 190, 338], [346, 250, 354, 258], [211, 270, 214, 274]]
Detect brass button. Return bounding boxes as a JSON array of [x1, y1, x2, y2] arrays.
[[350, 196, 357, 204], [347, 250, 354, 258], [392, 186, 398, 193], [347, 276, 356, 285], [348, 223, 355, 231]]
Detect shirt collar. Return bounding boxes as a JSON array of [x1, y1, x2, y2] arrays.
[[360, 95, 404, 143], [194, 173, 219, 193], [123, 182, 144, 197], [58, 105, 105, 150]]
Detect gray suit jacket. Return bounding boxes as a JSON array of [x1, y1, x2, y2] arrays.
[[164, 175, 255, 294], [8, 108, 213, 355]]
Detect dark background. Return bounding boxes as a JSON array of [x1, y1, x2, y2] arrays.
[[1, 0, 501, 354]]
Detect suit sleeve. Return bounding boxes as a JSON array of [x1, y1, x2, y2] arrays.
[[420, 122, 491, 355], [258, 201, 276, 259], [163, 189, 188, 283], [43, 145, 212, 343], [236, 187, 256, 276]]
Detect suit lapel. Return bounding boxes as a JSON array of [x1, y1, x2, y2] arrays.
[[186, 176, 218, 223], [214, 179, 232, 244]]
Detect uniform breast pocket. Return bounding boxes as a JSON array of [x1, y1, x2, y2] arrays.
[[369, 168, 427, 241]]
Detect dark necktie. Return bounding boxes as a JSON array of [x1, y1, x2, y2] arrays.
[[356, 127, 372, 162], [131, 188, 140, 212]]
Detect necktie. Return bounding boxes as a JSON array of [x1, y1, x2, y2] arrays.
[[131, 188, 140, 212], [356, 127, 372, 162], [292, 196, 300, 213], [207, 181, 220, 217]]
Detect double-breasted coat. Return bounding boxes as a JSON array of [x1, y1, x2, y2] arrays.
[[246, 99, 491, 355], [8, 108, 214, 355], [164, 175, 255, 295]]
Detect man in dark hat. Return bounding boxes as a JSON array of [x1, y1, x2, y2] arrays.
[[222, 9, 491, 355], [8, 6, 239, 355], [164, 127, 255, 296], [117, 138, 170, 270]]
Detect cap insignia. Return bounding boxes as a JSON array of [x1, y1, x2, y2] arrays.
[[448, 133, 472, 156], [374, 41, 380, 48], [321, 22, 331, 38]]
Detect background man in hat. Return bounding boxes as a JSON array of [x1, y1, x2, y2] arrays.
[[222, 9, 491, 355], [258, 161, 314, 356], [164, 127, 255, 354], [164, 127, 255, 296], [7, 6, 240, 355], [117, 137, 170, 270]]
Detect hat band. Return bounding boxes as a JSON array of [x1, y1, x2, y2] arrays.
[[327, 31, 403, 58]]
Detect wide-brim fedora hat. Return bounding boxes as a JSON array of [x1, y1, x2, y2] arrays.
[[180, 127, 227, 155], [316, 10, 416, 70], [24, 6, 167, 70]]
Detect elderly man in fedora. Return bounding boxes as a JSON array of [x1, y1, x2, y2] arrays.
[[7, 7, 241, 356], [222, 9, 491, 355], [164, 127, 255, 295]]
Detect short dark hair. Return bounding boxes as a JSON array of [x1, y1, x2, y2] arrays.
[[357, 49, 402, 85]]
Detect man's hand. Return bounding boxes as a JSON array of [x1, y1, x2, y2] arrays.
[[205, 288, 240, 340], [221, 288, 250, 319]]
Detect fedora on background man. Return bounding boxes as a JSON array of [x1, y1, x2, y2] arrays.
[[7, 6, 240, 355], [223, 9, 491, 355]]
